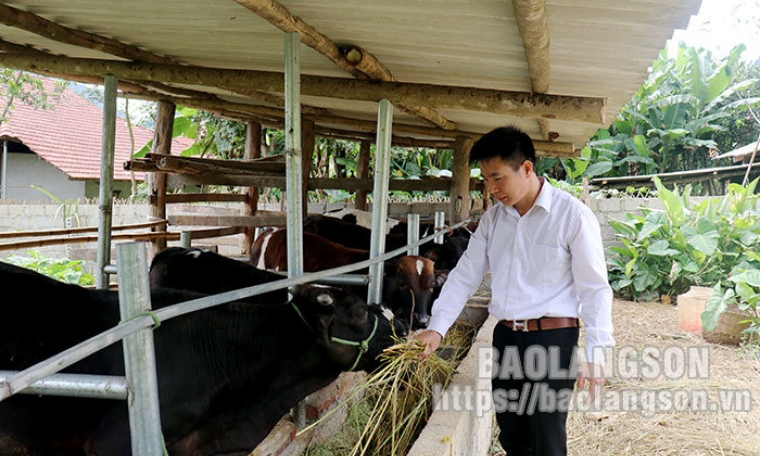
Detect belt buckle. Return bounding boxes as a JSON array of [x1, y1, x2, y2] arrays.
[[512, 319, 530, 332]]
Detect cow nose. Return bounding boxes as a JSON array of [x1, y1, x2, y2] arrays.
[[415, 314, 430, 328]]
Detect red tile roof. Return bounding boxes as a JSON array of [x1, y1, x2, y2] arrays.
[[0, 78, 193, 181]]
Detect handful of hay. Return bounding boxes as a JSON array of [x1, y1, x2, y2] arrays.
[[306, 323, 475, 456]]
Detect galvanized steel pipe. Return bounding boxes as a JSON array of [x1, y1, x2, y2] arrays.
[[117, 242, 164, 456]]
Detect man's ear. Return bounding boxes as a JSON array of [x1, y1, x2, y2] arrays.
[[521, 159, 534, 176]]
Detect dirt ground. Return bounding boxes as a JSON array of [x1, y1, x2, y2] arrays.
[[492, 298, 760, 456]]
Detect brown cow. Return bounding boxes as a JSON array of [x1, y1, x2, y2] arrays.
[[250, 228, 437, 329]]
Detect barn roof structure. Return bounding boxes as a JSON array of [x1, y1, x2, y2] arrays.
[[0, 0, 703, 157], [0, 78, 193, 181]]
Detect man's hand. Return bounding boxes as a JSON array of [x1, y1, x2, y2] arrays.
[[415, 330, 443, 360], [576, 361, 605, 403]]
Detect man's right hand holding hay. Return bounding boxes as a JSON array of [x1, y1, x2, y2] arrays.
[[415, 330, 442, 360]]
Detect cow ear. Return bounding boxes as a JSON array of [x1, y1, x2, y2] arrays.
[[294, 285, 334, 306], [434, 271, 448, 287], [315, 291, 334, 306]]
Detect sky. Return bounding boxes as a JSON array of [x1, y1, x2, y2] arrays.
[[668, 0, 760, 62]]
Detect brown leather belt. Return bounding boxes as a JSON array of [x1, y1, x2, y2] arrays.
[[500, 317, 580, 332]]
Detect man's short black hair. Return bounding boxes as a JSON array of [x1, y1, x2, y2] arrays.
[[469, 126, 536, 169]]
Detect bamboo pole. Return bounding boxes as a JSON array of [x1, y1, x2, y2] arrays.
[[0, 221, 167, 239], [96, 75, 117, 290]]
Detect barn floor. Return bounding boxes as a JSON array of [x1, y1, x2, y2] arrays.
[[491, 298, 760, 456]]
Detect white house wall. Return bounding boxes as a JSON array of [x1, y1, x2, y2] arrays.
[[4, 152, 85, 202]]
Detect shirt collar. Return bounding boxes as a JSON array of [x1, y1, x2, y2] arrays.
[[501, 177, 553, 217], [533, 177, 553, 213]]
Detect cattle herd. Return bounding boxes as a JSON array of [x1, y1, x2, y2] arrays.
[[0, 214, 471, 456]]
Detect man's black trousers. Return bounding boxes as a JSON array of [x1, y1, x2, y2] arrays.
[[491, 323, 580, 456]]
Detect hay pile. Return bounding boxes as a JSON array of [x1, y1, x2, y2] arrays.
[[493, 299, 760, 456], [305, 323, 476, 456]]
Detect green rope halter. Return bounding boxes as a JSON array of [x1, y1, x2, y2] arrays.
[[291, 303, 379, 372]]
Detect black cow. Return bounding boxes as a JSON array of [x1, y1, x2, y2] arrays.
[[0, 259, 401, 456]]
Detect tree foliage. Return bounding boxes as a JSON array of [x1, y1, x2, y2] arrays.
[[0, 69, 66, 126], [559, 43, 760, 189]]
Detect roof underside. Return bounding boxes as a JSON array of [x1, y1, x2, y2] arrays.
[[0, 0, 702, 156]]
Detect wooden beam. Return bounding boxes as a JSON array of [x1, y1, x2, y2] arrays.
[[232, 0, 457, 130], [167, 173, 483, 192], [168, 214, 288, 227], [0, 54, 605, 122], [159, 193, 249, 204], [511, 0, 551, 94], [0, 3, 176, 65], [355, 140, 371, 211]]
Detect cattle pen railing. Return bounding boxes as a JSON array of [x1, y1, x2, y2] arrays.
[[0, 217, 470, 455]]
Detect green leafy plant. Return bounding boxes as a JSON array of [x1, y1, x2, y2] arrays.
[[701, 266, 760, 342], [607, 176, 760, 301], [4, 251, 95, 286]]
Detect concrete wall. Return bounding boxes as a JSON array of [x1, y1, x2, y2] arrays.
[[587, 197, 666, 251], [407, 316, 498, 456], [1, 196, 675, 270]]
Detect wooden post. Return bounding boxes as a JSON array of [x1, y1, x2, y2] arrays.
[[450, 136, 473, 223], [148, 101, 175, 256], [355, 140, 371, 211], [242, 121, 262, 255], [302, 119, 315, 216]]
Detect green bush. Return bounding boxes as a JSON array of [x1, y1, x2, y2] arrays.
[[607, 176, 760, 301], [3, 251, 95, 286]]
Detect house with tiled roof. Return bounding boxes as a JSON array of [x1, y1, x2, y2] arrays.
[[0, 77, 192, 201]]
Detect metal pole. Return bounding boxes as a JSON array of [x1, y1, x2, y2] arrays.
[[434, 211, 446, 244], [1, 140, 7, 200], [116, 242, 164, 456], [96, 75, 117, 289], [283, 30, 307, 430], [284, 31, 303, 277], [407, 213, 420, 256], [0, 371, 127, 399], [368, 99, 393, 305], [180, 231, 192, 248]]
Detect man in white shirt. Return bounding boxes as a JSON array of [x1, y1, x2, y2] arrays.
[[416, 126, 614, 456]]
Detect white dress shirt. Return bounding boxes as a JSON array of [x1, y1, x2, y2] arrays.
[[428, 180, 615, 364]]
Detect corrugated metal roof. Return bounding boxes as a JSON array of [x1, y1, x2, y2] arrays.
[[0, 0, 703, 155], [0, 78, 193, 180]]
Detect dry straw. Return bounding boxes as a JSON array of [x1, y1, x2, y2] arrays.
[[305, 323, 475, 456]]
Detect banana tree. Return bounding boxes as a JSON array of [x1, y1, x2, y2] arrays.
[[570, 43, 760, 189]]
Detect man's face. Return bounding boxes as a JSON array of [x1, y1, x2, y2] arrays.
[[479, 156, 533, 208]]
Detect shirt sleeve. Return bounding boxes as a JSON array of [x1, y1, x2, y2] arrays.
[[427, 212, 492, 338], [569, 205, 615, 365]]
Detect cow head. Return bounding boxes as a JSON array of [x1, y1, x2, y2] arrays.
[[291, 284, 405, 372], [385, 256, 436, 330], [149, 247, 289, 305]]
